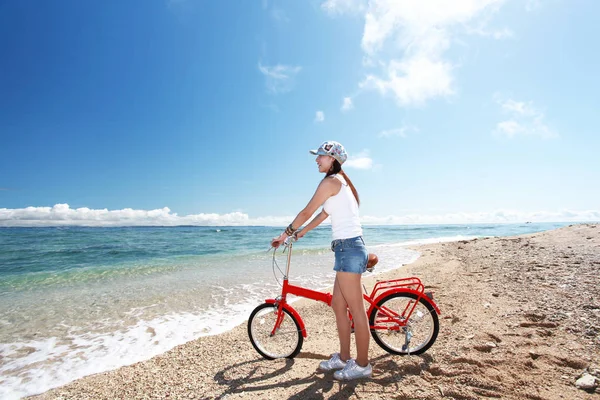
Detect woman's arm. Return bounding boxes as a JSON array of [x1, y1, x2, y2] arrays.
[[296, 210, 329, 239], [271, 177, 339, 248]]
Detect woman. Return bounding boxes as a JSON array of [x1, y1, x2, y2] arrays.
[[270, 140, 372, 381]]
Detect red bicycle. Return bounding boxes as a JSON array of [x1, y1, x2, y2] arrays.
[[248, 237, 441, 359]]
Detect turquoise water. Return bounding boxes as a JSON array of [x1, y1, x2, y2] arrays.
[[0, 222, 569, 398]]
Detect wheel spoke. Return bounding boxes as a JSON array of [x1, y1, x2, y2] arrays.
[[248, 303, 303, 359], [369, 293, 439, 355]]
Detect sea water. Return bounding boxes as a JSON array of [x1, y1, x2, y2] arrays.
[[0, 222, 569, 398]]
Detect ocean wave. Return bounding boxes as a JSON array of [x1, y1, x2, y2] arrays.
[[0, 280, 280, 400]]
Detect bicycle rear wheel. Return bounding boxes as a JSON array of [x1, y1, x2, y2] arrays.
[[248, 303, 303, 359], [369, 292, 439, 355]]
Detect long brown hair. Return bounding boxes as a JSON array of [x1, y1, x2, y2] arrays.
[[326, 160, 360, 206]]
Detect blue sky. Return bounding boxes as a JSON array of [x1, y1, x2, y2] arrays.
[[1, 0, 599, 226]]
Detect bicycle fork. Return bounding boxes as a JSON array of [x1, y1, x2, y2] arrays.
[[270, 298, 286, 337], [267, 297, 307, 338]]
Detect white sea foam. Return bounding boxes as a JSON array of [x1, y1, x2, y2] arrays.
[[0, 302, 261, 399]]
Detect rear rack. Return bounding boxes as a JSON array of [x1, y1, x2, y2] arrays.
[[370, 277, 425, 299]]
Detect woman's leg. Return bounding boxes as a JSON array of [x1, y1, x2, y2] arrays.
[[331, 275, 351, 361], [335, 271, 370, 367]]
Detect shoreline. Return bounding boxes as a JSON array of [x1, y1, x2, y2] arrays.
[[30, 223, 600, 399]]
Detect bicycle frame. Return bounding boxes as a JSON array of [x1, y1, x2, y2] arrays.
[[266, 239, 440, 339]]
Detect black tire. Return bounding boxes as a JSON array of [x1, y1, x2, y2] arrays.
[[369, 292, 439, 355], [248, 303, 303, 359]]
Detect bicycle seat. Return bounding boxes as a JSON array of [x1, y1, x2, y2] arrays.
[[366, 253, 378, 272]]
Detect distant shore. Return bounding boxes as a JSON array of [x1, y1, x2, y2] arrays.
[[32, 224, 600, 399]]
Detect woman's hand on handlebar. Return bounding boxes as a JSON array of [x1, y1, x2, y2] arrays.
[[271, 227, 306, 248], [271, 234, 286, 249]]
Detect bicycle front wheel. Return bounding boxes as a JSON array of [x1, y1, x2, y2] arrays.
[[248, 303, 303, 360], [369, 292, 439, 355]]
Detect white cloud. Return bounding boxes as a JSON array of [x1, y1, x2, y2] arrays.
[[258, 62, 302, 94], [494, 96, 557, 139], [0, 204, 290, 227], [379, 124, 417, 138], [344, 150, 373, 169], [321, 0, 366, 15], [466, 25, 514, 39], [1, 204, 598, 227], [324, 0, 510, 107], [315, 111, 325, 122], [495, 120, 524, 137], [341, 97, 354, 111], [359, 0, 505, 55], [500, 98, 537, 116], [360, 57, 454, 106]]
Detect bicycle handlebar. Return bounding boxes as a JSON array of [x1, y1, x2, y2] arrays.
[[283, 235, 298, 246]]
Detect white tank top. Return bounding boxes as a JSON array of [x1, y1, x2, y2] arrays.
[[323, 174, 363, 240]]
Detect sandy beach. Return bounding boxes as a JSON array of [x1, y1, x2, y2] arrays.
[[31, 224, 599, 399]]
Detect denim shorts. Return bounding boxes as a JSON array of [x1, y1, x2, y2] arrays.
[[331, 236, 368, 274]]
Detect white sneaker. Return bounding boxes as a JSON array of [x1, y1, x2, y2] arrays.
[[333, 359, 372, 381], [319, 353, 347, 371]]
